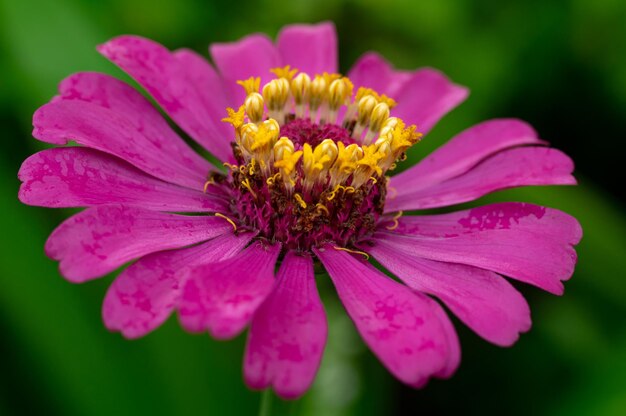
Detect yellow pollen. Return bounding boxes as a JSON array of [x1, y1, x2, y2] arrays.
[[333, 246, 370, 260], [215, 213, 238, 231], [270, 65, 298, 81], [222, 106, 246, 131], [237, 77, 261, 95], [226, 69, 424, 196]]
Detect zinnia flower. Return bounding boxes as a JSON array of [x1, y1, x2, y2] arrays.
[[18, 22, 581, 399]]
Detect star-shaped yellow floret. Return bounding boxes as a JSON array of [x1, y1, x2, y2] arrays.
[[237, 77, 261, 95], [270, 65, 298, 81]]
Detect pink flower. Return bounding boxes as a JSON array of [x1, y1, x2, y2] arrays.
[[18, 22, 581, 399]]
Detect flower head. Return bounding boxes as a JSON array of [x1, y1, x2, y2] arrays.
[[18, 22, 581, 399]]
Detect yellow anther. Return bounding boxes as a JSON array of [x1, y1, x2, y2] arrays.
[[239, 123, 259, 154], [356, 145, 384, 176], [333, 246, 370, 260], [215, 213, 238, 231], [294, 193, 307, 208], [248, 158, 256, 175], [328, 77, 354, 111], [316, 139, 338, 165], [309, 75, 328, 111], [237, 77, 261, 95], [273, 137, 301, 188], [262, 78, 290, 111], [270, 65, 298, 81], [357, 95, 378, 126], [222, 106, 246, 131], [351, 144, 384, 188], [329, 142, 362, 186], [389, 121, 422, 155], [273, 136, 295, 159], [274, 149, 303, 177], [248, 119, 280, 165], [369, 102, 390, 133], [302, 139, 338, 182], [244, 92, 265, 123], [291, 73, 311, 105]]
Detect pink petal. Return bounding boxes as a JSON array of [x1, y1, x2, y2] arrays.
[[45, 205, 232, 283], [384, 202, 582, 245], [103, 232, 255, 339], [392, 68, 468, 134], [18, 147, 227, 212], [97, 36, 233, 162], [173, 48, 233, 133], [390, 119, 545, 193], [178, 242, 281, 339], [314, 246, 460, 387], [210, 34, 281, 105], [386, 147, 576, 212], [363, 238, 531, 346], [55, 72, 212, 188], [33, 100, 214, 191], [244, 252, 327, 399], [277, 22, 338, 76], [375, 226, 578, 295], [347, 52, 412, 99]]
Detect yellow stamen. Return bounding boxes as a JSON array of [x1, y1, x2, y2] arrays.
[[291, 73, 311, 117], [270, 65, 298, 81], [333, 246, 370, 260], [222, 106, 246, 132], [328, 77, 354, 111], [241, 178, 257, 198], [215, 213, 237, 231], [385, 210, 403, 230], [309, 75, 327, 112], [315, 203, 330, 215], [237, 77, 261, 95], [244, 92, 265, 123], [203, 179, 214, 193], [223, 162, 239, 171], [294, 193, 307, 208]]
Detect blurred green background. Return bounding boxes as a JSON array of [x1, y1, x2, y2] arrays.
[[1, 0, 625, 415]]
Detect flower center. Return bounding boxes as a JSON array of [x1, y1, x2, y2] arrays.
[[214, 66, 422, 251]]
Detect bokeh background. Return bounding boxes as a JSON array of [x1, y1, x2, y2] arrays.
[[1, 0, 625, 415]]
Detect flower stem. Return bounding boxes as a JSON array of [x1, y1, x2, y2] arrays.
[[258, 389, 273, 416]]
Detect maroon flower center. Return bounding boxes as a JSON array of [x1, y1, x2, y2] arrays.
[[214, 68, 421, 252]]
